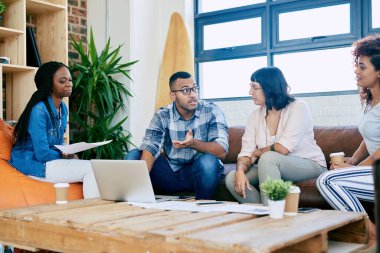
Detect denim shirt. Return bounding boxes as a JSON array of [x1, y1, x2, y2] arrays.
[[9, 96, 68, 177]]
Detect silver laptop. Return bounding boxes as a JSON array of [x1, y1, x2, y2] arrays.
[[91, 159, 177, 203]]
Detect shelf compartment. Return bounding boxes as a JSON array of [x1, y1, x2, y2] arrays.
[[1, 65, 36, 120], [26, 0, 66, 14], [1, 64, 36, 73], [0, 27, 24, 39]]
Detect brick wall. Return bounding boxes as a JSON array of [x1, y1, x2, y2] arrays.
[[68, 0, 87, 62], [26, 0, 88, 63]]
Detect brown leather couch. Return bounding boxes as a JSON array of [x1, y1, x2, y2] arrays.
[[214, 125, 364, 210]]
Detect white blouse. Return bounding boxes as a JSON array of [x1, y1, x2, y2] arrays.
[[238, 99, 326, 167]]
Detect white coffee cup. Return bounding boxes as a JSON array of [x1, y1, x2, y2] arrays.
[[330, 152, 345, 164], [284, 186, 301, 216], [54, 183, 69, 204]]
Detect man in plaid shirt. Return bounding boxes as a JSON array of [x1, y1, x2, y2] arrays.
[[126, 71, 229, 199]]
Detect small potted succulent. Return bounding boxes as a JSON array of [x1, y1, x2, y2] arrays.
[[260, 178, 292, 219]]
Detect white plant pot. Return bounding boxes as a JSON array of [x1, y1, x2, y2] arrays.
[[268, 199, 286, 219]]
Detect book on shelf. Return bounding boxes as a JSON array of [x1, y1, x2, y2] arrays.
[[26, 27, 42, 67]]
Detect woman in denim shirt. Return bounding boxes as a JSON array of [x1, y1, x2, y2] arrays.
[[9, 61, 99, 198]]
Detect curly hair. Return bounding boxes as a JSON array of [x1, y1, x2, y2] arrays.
[[352, 34, 380, 108], [13, 61, 68, 145]]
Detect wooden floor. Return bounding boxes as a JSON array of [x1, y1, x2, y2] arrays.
[[0, 199, 369, 253]]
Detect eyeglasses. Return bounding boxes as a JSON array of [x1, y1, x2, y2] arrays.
[[171, 85, 199, 95], [249, 82, 262, 92]]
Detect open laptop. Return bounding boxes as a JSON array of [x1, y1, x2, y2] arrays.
[[91, 160, 177, 203]]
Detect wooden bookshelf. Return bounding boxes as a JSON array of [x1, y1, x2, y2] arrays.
[[0, 0, 68, 138]]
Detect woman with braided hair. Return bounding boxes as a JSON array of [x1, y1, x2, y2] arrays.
[[9, 61, 99, 198]]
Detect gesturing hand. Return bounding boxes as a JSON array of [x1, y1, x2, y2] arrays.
[[62, 153, 78, 159], [172, 129, 193, 149]]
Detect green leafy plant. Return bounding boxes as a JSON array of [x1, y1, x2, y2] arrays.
[[260, 178, 292, 201], [69, 28, 138, 159], [0, 1, 6, 14]]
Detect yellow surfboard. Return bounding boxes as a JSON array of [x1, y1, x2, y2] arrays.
[[155, 12, 194, 110]]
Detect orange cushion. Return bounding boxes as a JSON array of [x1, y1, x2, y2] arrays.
[[0, 119, 83, 210], [0, 118, 13, 160], [0, 160, 83, 209]]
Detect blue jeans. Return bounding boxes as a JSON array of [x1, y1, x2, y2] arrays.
[[125, 149, 223, 199]]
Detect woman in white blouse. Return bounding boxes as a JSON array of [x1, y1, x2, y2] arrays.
[[226, 67, 327, 205]]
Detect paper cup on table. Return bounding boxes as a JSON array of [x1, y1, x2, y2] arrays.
[[284, 186, 301, 216], [54, 183, 69, 204], [330, 152, 345, 164]]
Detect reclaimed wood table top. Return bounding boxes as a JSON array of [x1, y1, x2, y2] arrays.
[[0, 199, 369, 253]]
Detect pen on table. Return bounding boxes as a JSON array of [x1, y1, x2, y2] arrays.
[[196, 201, 225, 206]]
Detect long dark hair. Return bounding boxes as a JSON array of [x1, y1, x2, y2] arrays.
[[352, 34, 380, 109], [251, 67, 295, 110], [13, 61, 68, 145]]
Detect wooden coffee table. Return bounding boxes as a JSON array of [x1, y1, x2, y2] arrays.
[[0, 199, 369, 253]]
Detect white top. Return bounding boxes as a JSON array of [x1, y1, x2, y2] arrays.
[[330, 152, 345, 157], [358, 103, 380, 155], [238, 99, 326, 167]]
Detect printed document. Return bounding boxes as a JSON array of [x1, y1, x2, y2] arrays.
[[54, 140, 112, 154], [128, 201, 269, 215]]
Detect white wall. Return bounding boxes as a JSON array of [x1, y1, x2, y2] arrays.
[[87, 0, 194, 147], [87, 1, 363, 148]]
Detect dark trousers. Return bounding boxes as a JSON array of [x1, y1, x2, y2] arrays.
[[125, 149, 223, 199]]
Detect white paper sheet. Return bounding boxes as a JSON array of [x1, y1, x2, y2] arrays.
[[54, 140, 112, 154], [127, 201, 269, 215]]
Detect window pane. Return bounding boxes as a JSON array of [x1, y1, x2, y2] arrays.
[[204, 18, 261, 50], [279, 4, 350, 41], [200, 57, 267, 99], [199, 0, 265, 13], [274, 47, 356, 94], [372, 0, 380, 28]]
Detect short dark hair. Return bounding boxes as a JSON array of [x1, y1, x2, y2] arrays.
[[250, 67, 295, 110], [169, 71, 191, 89]]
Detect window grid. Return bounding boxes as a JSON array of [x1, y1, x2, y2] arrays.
[[194, 0, 375, 100]]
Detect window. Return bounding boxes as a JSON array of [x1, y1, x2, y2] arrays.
[[274, 47, 356, 94], [198, 0, 265, 13], [195, 0, 372, 99], [372, 0, 380, 29], [199, 56, 267, 99], [278, 4, 350, 41], [204, 18, 261, 50]]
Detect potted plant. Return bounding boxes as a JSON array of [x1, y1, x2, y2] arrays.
[[260, 178, 292, 219], [69, 28, 138, 159]]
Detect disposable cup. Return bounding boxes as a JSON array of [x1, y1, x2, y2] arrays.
[[54, 183, 69, 204], [284, 186, 301, 216], [330, 152, 345, 164]]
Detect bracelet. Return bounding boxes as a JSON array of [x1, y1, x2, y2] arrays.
[[270, 144, 275, 152]]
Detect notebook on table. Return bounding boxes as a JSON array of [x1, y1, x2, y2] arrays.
[[91, 159, 178, 203]]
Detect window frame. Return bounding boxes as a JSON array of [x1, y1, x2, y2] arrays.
[[194, 0, 373, 101]]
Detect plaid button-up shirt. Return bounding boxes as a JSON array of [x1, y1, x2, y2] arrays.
[[140, 100, 229, 172]]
